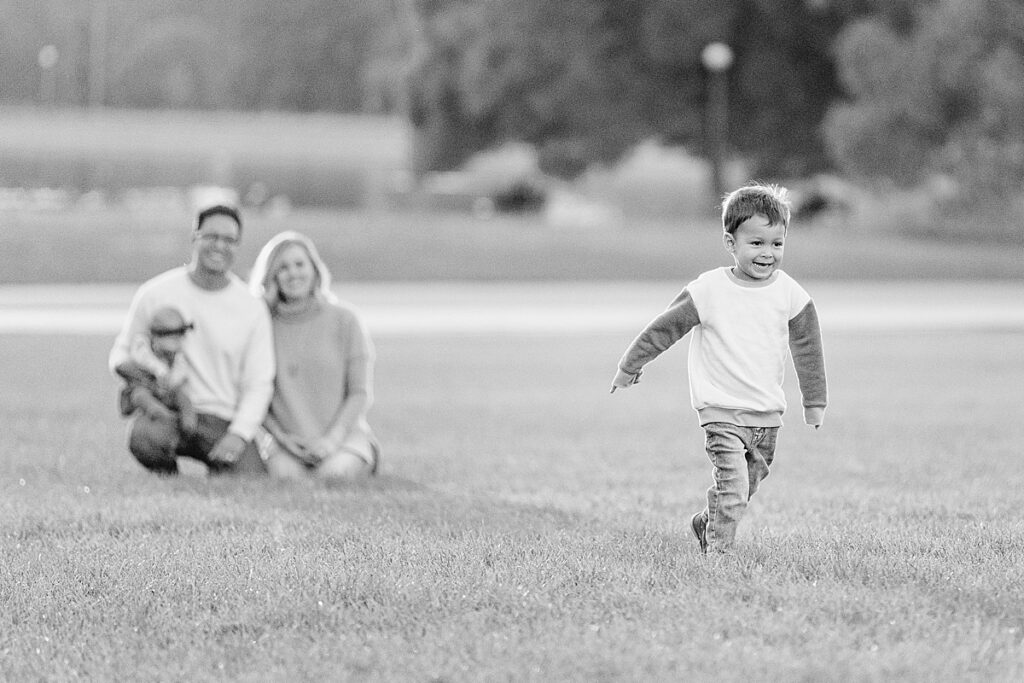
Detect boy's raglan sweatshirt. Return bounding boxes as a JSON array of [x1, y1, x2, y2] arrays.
[[618, 267, 827, 427]]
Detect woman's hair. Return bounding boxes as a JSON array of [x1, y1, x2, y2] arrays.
[[721, 183, 791, 234], [248, 231, 336, 311]]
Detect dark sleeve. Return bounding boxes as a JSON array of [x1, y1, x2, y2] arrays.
[[114, 360, 157, 386], [788, 301, 828, 410], [618, 289, 701, 375], [113, 361, 164, 416]]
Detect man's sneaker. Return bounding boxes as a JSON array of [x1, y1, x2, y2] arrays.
[[691, 511, 708, 553]]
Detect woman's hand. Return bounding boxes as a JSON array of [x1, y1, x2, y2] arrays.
[[279, 433, 321, 467], [307, 436, 340, 465]]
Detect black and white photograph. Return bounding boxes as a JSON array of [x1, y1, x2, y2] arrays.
[[1, 1, 1022, 680]]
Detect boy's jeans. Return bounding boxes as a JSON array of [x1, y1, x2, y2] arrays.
[[701, 422, 779, 552]]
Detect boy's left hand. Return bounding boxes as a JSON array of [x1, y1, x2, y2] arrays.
[[610, 368, 642, 393], [803, 406, 825, 429]]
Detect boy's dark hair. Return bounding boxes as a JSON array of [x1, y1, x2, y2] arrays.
[[195, 204, 242, 236], [721, 183, 791, 234]]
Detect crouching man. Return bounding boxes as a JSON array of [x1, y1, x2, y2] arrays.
[[109, 204, 274, 475]]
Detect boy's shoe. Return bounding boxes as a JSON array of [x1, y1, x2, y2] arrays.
[[691, 512, 708, 554]]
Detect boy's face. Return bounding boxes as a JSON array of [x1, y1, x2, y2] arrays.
[[151, 332, 185, 364], [724, 213, 786, 282]]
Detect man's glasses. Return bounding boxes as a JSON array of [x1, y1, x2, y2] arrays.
[[196, 233, 239, 246]]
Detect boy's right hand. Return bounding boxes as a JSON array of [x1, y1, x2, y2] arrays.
[[610, 368, 642, 393]]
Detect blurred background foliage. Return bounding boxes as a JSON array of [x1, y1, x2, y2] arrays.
[[1, 0, 1023, 241]]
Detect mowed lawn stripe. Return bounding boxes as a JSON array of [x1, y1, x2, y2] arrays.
[[0, 280, 1022, 335]]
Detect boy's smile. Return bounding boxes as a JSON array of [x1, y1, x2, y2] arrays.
[[724, 213, 786, 282]]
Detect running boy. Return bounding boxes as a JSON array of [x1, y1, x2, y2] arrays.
[[610, 183, 827, 553]]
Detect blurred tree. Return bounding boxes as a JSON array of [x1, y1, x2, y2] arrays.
[[108, 15, 240, 109], [406, 0, 870, 178], [362, 0, 423, 114], [235, 1, 381, 112], [0, 7, 43, 103], [0, 0, 90, 105], [825, 0, 1024, 196], [403, 1, 485, 174], [0, 0, 862, 183], [0, 0, 395, 112]]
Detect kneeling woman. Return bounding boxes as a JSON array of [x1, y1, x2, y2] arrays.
[[250, 231, 380, 481]]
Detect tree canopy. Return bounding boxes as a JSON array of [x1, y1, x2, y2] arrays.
[[0, 0, 397, 112], [3, 0, 1024, 199], [407, 0, 867, 177], [825, 0, 1024, 196]]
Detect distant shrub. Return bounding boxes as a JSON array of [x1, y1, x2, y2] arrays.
[[415, 142, 551, 214], [491, 180, 546, 213], [841, 176, 1022, 244], [575, 141, 744, 218]]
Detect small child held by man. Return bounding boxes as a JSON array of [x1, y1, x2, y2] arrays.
[[114, 305, 198, 440]]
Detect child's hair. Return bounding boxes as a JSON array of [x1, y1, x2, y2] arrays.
[[721, 183, 792, 234], [149, 306, 193, 337]]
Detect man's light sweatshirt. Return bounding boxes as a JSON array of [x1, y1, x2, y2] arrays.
[[109, 267, 275, 440]]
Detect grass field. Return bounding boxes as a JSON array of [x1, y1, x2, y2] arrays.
[[2, 325, 1023, 681]]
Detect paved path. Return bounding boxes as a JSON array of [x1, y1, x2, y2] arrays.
[[0, 280, 1021, 335]]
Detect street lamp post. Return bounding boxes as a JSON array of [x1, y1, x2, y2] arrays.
[[701, 42, 734, 203], [38, 44, 59, 106], [88, 0, 109, 108]]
